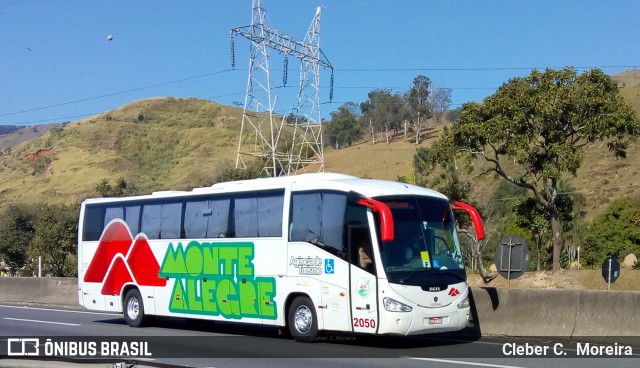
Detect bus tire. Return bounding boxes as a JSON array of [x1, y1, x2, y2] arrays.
[[287, 296, 318, 342], [123, 289, 146, 327]]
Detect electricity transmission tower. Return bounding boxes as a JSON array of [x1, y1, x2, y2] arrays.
[[231, 0, 333, 177]]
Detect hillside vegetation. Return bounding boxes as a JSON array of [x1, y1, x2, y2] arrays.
[[323, 70, 640, 223], [0, 123, 66, 152], [0, 98, 246, 206], [0, 71, 639, 223], [2, 70, 640, 278]]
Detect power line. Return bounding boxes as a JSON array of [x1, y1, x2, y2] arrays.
[[252, 65, 639, 72], [208, 92, 246, 99], [3, 64, 635, 117], [335, 65, 639, 72], [7, 113, 101, 126], [274, 85, 497, 90], [0, 82, 492, 124], [3, 64, 637, 125], [0, 69, 235, 118]]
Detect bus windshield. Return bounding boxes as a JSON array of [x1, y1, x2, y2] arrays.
[[375, 195, 465, 286]]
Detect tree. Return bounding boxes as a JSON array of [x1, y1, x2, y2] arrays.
[[0, 204, 36, 275], [360, 89, 403, 143], [582, 197, 640, 266], [437, 67, 640, 271], [406, 75, 433, 144], [30, 204, 78, 277], [96, 177, 129, 197], [213, 163, 266, 183], [447, 107, 463, 122], [324, 102, 363, 149], [512, 180, 578, 270], [430, 88, 452, 125]]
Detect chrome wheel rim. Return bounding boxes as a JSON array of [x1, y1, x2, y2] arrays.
[[127, 297, 139, 320], [293, 305, 312, 334]]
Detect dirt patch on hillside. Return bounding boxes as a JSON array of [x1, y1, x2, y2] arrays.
[[27, 147, 54, 162], [467, 269, 640, 291]]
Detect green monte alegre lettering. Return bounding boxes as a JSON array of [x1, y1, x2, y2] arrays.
[[159, 241, 277, 319]]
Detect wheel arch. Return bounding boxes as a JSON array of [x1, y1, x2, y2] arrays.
[[121, 283, 139, 307], [283, 292, 319, 329]]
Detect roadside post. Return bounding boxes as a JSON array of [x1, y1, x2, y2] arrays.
[[601, 256, 620, 291]]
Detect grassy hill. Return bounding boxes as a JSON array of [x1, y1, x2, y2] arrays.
[[0, 123, 67, 151], [0, 97, 247, 206], [1, 70, 640, 224], [613, 69, 640, 113]]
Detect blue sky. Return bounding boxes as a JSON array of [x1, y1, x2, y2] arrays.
[[1, 0, 638, 126]]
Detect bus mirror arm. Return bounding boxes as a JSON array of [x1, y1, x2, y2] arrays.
[[451, 201, 485, 241], [357, 198, 394, 242]]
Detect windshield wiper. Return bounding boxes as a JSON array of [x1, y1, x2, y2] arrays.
[[441, 270, 467, 283], [396, 268, 466, 285]]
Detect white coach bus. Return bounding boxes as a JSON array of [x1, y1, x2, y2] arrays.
[[78, 173, 485, 341]]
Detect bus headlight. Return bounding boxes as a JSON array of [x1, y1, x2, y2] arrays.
[[457, 296, 470, 309], [383, 297, 412, 312]]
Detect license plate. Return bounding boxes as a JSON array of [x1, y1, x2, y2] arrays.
[[428, 317, 443, 325]]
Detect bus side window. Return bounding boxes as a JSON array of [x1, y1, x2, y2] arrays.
[[124, 205, 141, 235], [184, 200, 208, 238], [160, 202, 182, 239], [208, 198, 231, 238], [141, 204, 161, 239], [83, 205, 105, 241], [290, 191, 347, 260], [104, 206, 124, 227], [233, 191, 283, 238]]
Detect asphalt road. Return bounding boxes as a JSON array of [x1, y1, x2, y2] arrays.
[[0, 303, 638, 368]]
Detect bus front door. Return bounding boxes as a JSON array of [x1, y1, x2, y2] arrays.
[[349, 226, 379, 334]]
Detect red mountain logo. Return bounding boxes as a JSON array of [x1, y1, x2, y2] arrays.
[[448, 287, 460, 297], [84, 220, 166, 295]]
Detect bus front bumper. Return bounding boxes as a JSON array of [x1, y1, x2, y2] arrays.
[[377, 305, 470, 335]]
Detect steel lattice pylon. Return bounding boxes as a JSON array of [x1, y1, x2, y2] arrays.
[[231, 0, 333, 177]]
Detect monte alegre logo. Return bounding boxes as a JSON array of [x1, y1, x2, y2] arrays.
[[83, 220, 166, 295], [159, 241, 277, 319]]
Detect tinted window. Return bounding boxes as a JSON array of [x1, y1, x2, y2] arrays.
[[233, 192, 283, 237], [234, 196, 258, 237], [184, 198, 231, 238], [290, 193, 321, 242], [257, 194, 284, 237], [82, 205, 105, 241], [208, 198, 231, 237], [184, 200, 209, 238], [124, 205, 141, 235], [104, 207, 124, 227], [82, 190, 283, 242], [160, 202, 183, 239], [141, 204, 161, 239], [290, 191, 347, 256]]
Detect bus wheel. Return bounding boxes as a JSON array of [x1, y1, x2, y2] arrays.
[[288, 296, 318, 342], [124, 289, 146, 327]]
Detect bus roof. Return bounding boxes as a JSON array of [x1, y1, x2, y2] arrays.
[[82, 172, 448, 205]]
